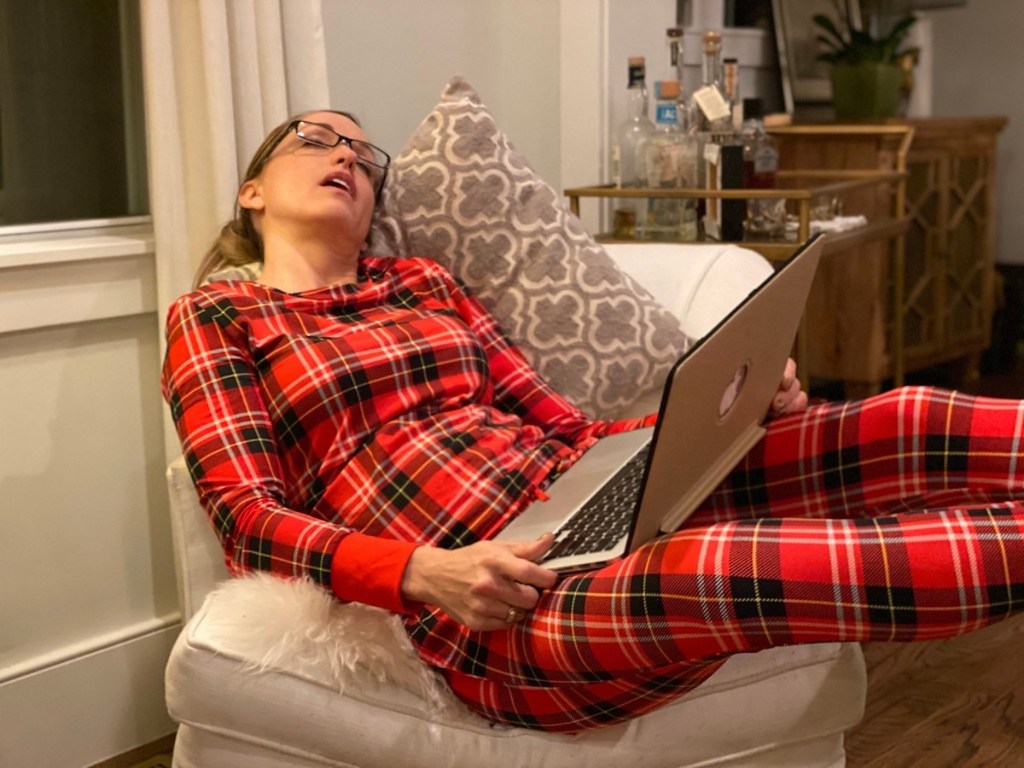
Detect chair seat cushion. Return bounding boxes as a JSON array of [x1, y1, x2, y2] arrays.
[[166, 576, 866, 768]]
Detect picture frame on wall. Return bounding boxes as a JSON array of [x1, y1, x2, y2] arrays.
[[772, 0, 862, 113]]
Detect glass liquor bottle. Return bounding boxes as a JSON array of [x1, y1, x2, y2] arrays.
[[638, 80, 698, 241], [693, 31, 733, 135], [723, 56, 741, 130], [665, 27, 698, 135], [692, 31, 738, 227], [611, 57, 654, 238], [741, 98, 785, 238]]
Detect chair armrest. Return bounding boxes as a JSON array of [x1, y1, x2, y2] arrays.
[[604, 243, 775, 340], [167, 457, 231, 620]]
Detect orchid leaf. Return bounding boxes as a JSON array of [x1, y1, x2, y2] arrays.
[[811, 11, 918, 66], [812, 14, 846, 47]]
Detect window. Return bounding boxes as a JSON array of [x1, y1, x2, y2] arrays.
[[676, 0, 775, 29], [724, 0, 774, 30], [0, 0, 147, 229]]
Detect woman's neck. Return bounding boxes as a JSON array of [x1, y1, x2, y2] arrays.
[[258, 232, 363, 293]]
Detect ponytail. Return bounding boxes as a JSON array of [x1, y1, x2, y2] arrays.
[[193, 207, 263, 288]]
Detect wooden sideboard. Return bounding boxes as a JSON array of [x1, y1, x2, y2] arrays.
[[771, 117, 1006, 396]]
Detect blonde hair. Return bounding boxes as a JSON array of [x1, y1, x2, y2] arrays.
[[194, 109, 364, 288]]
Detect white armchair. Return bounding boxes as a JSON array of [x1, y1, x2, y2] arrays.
[[164, 243, 867, 768]]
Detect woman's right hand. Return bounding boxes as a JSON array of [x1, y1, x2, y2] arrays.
[[401, 535, 559, 632]]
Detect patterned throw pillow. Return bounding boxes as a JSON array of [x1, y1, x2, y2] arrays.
[[371, 76, 690, 419]]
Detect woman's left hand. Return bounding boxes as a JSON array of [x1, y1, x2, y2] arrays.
[[770, 358, 808, 418], [400, 536, 558, 632]]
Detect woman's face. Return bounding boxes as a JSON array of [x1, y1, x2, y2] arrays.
[[239, 111, 378, 250]]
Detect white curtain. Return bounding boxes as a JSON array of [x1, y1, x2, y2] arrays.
[[140, 0, 329, 457], [140, 0, 329, 315]]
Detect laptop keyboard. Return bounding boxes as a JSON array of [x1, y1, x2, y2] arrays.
[[543, 444, 651, 562]]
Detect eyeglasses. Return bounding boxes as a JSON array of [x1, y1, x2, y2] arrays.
[[267, 120, 391, 198]]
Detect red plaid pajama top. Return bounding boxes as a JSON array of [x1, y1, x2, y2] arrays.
[[164, 256, 1024, 733]]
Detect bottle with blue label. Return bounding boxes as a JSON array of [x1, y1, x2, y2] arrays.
[[638, 80, 698, 241]]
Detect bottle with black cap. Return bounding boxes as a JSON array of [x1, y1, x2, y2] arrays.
[[611, 57, 654, 238]]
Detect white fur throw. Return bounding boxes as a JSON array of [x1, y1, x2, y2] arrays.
[[207, 573, 468, 717]]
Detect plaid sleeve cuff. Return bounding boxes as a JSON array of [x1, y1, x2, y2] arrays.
[[331, 533, 423, 615], [576, 411, 658, 442]]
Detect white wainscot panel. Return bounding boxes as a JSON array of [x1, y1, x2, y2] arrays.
[[0, 313, 178, 672]]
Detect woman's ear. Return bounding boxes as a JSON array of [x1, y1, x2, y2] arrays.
[[238, 179, 265, 213]]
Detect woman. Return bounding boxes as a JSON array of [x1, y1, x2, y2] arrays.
[[163, 110, 1024, 733]]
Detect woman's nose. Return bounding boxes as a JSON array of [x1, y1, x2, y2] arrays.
[[330, 141, 358, 166]]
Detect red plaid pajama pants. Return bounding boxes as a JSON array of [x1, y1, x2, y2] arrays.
[[411, 387, 1024, 732]]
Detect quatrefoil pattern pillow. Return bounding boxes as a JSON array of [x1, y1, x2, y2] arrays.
[[371, 76, 690, 418]]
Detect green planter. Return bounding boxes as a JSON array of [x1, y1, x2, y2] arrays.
[[830, 63, 903, 119]]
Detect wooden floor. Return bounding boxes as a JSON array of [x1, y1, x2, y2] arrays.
[[843, 353, 1024, 767], [847, 615, 1024, 767]]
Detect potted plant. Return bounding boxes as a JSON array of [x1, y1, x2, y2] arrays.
[[813, 4, 918, 119]]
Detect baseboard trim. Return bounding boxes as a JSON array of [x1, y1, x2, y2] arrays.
[[0, 623, 181, 767], [87, 733, 177, 768]]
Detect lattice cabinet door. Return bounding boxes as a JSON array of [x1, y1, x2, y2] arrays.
[[902, 150, 944, 361], [903, 119, 1004, 374], [944, 151, 995, 350]]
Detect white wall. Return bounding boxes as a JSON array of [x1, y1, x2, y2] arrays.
[[322, 0, 561, 188], [929, 2, 1024, 264]]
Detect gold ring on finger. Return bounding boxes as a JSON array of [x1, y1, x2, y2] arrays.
[[505, 606, 526, 625]]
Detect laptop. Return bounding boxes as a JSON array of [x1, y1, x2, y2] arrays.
[[493, 234, 825, 573]]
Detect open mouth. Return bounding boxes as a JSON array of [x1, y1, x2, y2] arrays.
[[325, 179, 354, 193], [322, 173, 354, 196]]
